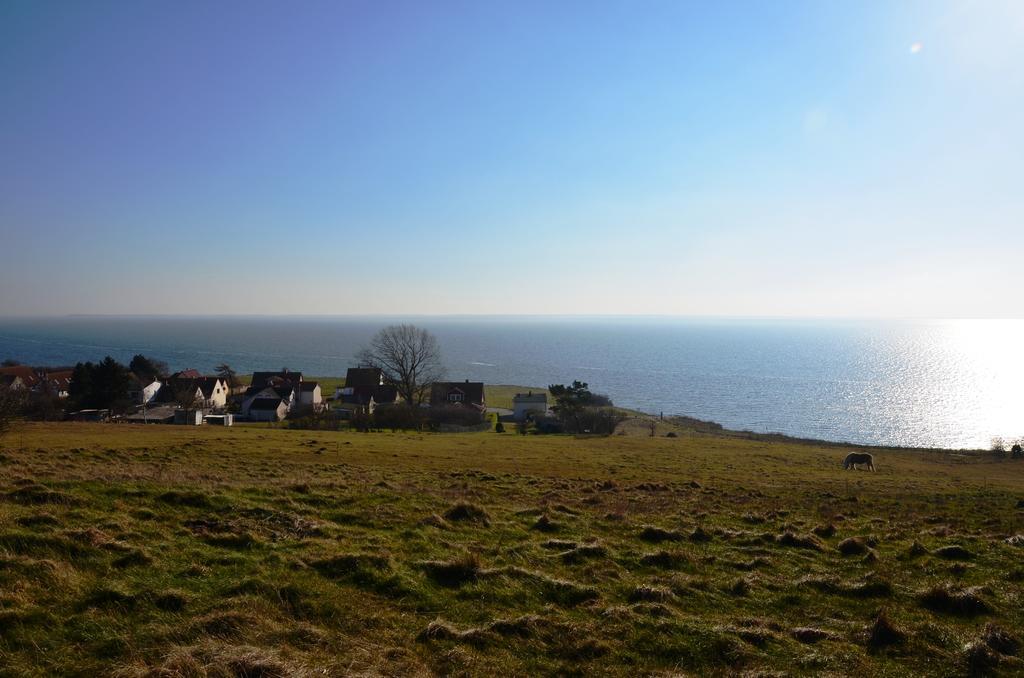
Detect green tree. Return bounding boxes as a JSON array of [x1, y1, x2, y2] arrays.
[[215, 363, 241, 390], [129, 354, 168, 381]]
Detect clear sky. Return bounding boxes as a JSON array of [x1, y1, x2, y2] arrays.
[[1, 1, 1021, 317]]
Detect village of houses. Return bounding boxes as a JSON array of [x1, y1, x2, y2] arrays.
[[0, 364, 549, 428]]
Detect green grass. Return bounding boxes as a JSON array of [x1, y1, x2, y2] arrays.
[[483, 384, 550, 410], [1, 422, 1023, 676]]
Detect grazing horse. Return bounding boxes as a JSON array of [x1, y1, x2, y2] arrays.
[[843, 452, 875, 471]]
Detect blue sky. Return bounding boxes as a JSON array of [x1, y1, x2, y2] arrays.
[[1, 0, 1021, 316]]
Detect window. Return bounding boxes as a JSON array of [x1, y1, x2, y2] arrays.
[[449, 392, 463, 402]]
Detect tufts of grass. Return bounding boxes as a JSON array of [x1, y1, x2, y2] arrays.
[[443, 502, 490, 526], [639, 550, 691, 570], [866, 609, 906, 652], [919, 585, 992, 616], [417, 552, 482, 587], [933, 544, 973, 560], [639, 526, 684, 543], [5, 484, 77, 505]]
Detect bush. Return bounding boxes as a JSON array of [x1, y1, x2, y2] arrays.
[[426, 405, 484, 428], [1012, 443, 1023, 460], [373, 404, 422, 431]]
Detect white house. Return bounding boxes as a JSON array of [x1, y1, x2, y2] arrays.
[[247, 396, 289, 422], [295, 381, 323, 412], [241, 384, 296, 419], [512, 392, 548, 422], [129, 376, 164, 405]]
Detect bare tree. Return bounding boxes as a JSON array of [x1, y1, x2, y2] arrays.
[[356, 324, 445, 408]]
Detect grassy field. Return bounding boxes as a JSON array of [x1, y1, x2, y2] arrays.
[[1, 422, 1023, 676]]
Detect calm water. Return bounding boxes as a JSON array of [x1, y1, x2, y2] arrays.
[[0, 316, 1020, 449]]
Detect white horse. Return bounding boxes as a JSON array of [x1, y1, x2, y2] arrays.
[[843, 452, 875, 471]]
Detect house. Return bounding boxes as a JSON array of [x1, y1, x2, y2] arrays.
[[241, 382, 296, 419], [247, 397, 288, 422], [430, 380, 486, 410], [251, 369, 302, 389], [0, 374, 25, 390], [0, 366, 40, 390], [512, 391, 548, 422], [294, 381, 323, 412], [169, 369, 202, 380], [1, 366, 73, 398], [43, 370, 73, 398], [157, 375, 229, 410], [337, 367, 399, 413], [127, 374, 163, 405]]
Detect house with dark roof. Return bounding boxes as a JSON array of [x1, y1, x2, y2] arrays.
[[247, 396, 288, 422], [430, 380, 486, 411], [337, 367, 399, 413], [0, 366, 40, 390], [157, 375, 229, 410], [251, 369, 303, 389], [1, 366, 74, 398]]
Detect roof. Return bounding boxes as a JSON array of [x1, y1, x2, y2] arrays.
[[170, 369, 202, 379], [513, 392, 547, 403], [0, 366, 40, 388], [252, 370, 302, 389], [249, 397, 284, 410], [345, 368, 383, 388], [0, 374, 23, 389], [193, 377, 224, 399], [430, 381, 485, 407], [299, 381, 320, 392], [341, 384, 398, 406]]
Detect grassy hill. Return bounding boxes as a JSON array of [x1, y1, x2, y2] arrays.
[[1, 422, 1022, 675]]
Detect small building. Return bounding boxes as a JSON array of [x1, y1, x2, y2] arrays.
[[512, 391, 548, 422], [204, 413, 234, 426], [123, 404, 177, 424], [173, 409, 204, 425], [430, 380, 486, 410], [69, 409, 110, 422]]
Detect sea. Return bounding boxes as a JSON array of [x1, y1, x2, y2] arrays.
[[0, 316, 1020, 450]]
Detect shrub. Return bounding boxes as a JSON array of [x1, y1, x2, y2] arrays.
[[425, 405, 484, 428], [373, 403, 423, 431]]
